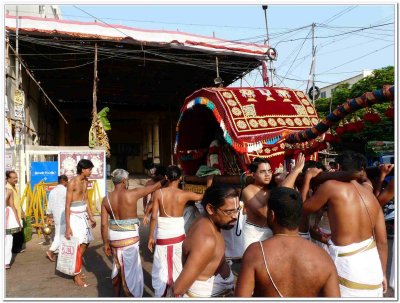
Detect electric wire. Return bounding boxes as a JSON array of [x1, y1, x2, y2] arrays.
[[321, 5, 358, 25], [277, 29, 312, 86], [320, 43, 394, 74], [276, 22, 393, 44]]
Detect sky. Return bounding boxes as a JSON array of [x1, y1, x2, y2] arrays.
[[43, 4, 398, 91]]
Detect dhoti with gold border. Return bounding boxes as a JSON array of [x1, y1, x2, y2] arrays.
[[109, 219, 142, 297], [328, 237, 383, 297]]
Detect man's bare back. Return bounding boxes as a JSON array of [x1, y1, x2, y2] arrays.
[[236, 186, 339, 298], [104, 190, 139, 220], [153, 187, 203, 218], [301, 151, 388, 295], [304, 179, 384, 246], [239, 237, 339, 297]]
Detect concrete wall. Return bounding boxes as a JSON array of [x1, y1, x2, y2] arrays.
[[319, 70, 373, 99], [5, 5, 62, 19]]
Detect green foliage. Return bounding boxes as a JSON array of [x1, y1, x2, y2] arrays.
[[349, 66, 394, 98], [98, 107, 111, 131], [314, 66, 394, 152]]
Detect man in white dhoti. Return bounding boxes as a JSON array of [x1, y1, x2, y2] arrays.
[[302, 151, 388, 297], [65, 159, 96, 288], [241, 157, 273, 252], [242, 154, 305, 253], [46, 175, 68, 262], [171, 185, 239, 297], [148, 165, 203, 297], [5, 184, 22, 269], [101, 168, 165, 297]]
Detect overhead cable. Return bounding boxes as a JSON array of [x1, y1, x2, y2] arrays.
[[320, 43, 394, 74]]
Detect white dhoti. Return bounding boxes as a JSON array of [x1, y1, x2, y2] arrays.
[[222, 207, 245, 259], [328, 237, 384, 297], [185, 271, 234, 297], [242, 219, 273, 253], [299, 231, 311, 240], [183, 204, 199, 234], [315, 227, 331, 254], [5, 207, 21, 265], [389, 243, 395, 290], [152, 217, 185, 297], [70, 202, 93, 245], [109, 219, 142, 297], [49, 214, 66, 253]]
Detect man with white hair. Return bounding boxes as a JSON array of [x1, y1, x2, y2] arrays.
[[101, 168, 167, 297]]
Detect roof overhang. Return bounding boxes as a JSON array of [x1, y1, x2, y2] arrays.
[[5, 15, 270, 112]]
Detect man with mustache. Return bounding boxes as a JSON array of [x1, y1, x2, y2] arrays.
[[170, 185, 239, 297]]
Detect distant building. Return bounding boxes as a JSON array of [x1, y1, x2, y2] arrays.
[[319, 70, 373, 99], [5, 5, 62, 19]]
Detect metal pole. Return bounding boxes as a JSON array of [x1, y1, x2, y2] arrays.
[[269, 61, 274, 87], [312, 23, 316, 104], [15, 7, 19, 89], [263, 5, 274, 87], [263, 5, 270, 46], [92, 43, 98, 116], [216, 57, 219, 79]]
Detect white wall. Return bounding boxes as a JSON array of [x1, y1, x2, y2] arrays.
[[5, 5, 62, 19], [319, 70, 373, 99]]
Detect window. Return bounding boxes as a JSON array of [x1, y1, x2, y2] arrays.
[[320, 91, 326, 98]]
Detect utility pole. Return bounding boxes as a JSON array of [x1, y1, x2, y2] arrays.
[[262, 5, 275, 87], [263, 5, 270, 46], [92, 43, 98, 116], [15, 6, 19, 89], [311, 23, 316, 104]]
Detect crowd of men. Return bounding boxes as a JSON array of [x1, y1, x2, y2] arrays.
[[5, 151, 395, 297]]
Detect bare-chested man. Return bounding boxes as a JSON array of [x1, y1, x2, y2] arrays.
[[142, 165, 167, 226], [64, 159, 96, 288], [297, 160, 327, 240], [101, 169, 166, 297], [148, 165, 204, 297], [236, 186, 340, 297], [241, 154, 305, 252], [301, 151, 388, 297], [171, 185, 239, 297]]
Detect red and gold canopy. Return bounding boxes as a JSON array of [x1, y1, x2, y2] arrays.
[[175, 86, 322, 172]]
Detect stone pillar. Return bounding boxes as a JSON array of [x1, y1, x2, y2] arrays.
[[147, 124, 153, 160], [153, 120, 160, 164]]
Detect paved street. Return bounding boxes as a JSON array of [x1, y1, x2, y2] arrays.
[[5, 179, 395, 298]]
